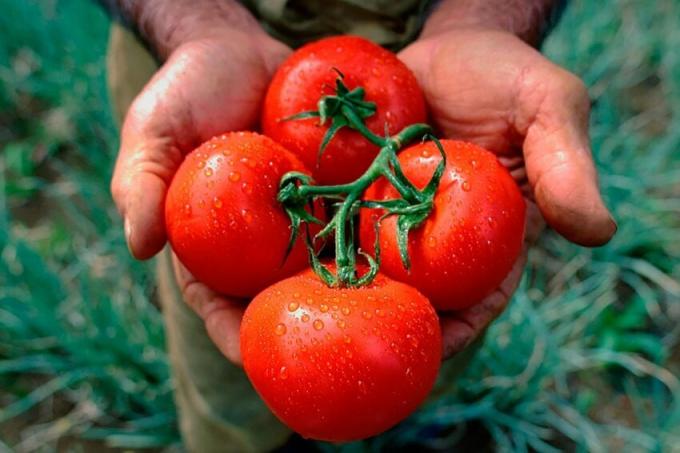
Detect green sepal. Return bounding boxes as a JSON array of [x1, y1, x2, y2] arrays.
[[305, 231, 337, 287], [281, 110, 320, 122], [277, 171, 325, 264], [354, 249, 379, 286], [421, 135, 447, 198]]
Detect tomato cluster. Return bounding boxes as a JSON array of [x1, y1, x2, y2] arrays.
[[165, 36, 525, 441]]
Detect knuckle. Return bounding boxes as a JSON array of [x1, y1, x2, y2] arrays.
[[556, 70, 590, 107]]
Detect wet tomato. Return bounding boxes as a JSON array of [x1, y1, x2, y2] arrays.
[[240, 267, 441, 441], [262, 35, 426, 185], [165, 132, 317, 297], [360, 140, 525, 311]]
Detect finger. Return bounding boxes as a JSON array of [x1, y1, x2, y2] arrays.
[[440, 248, 527, 359], [517, 65, 617, 247], [172, 254, 246, 365]]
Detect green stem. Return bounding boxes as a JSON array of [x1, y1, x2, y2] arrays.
[[341, 105, 387, 147], [277, 73, 442, 287]]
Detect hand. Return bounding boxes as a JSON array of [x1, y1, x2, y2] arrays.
[[111, 29, 290, 364], [399, 27, 617, 358]]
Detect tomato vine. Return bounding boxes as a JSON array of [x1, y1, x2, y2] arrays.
[[278, 74, 445, 288]]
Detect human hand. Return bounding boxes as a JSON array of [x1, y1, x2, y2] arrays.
[[399, 27, 617, 358], [110, 11, 290, 364]]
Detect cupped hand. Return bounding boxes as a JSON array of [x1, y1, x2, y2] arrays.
[[111, 30, 290, 364], [399, 27, 617, 358]]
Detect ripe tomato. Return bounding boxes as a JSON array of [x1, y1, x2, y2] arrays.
[[240, 267, 441, 441], [262, 35, 427, 185], [360, 140, 525, 311], [165, 132, 317, 298]]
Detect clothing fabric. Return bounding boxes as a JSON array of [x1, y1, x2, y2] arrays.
[[238, 0, 432, 50]]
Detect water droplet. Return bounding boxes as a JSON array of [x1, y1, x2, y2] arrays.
[[301, 314, 310, 323], [241, 209, 253, 223], [293, 292, 300, 298], [362, 311, 373, 320], [288, 301, 299, 312], [427, 236, 437, 248], [320, 304, 329, 313], [279, 366, 288, 379], [471, 159, 478, 168], [343, 335, 352, 344], [197, 161, 206, 169], [375, 308, 385, 317], [275, 323, 287, 336], [462, 181, 471, 192], [337, 320, 346, 329], [349, 299, 358, 306], [229, 171, 241, 182], [421, 148, 432, 158], [183, 204, 191, 214], [407, 334, 419, 348], [397, 304, 405, 312], [213, 197, 223, 209], [204, 168, 213, 177], [341, 307, 351, 315], [313, 319, 324, 331], [241, 182, 253, 194]]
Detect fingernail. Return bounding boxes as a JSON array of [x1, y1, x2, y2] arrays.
[[124, 217, 134, 254], [608, 214, 618, 236]]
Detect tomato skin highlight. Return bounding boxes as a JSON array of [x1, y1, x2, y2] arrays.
[[240, 267, 442, 441], [165, 132, 316, 298], [262, 35, 427, 185], [360, 140, 526, 311]]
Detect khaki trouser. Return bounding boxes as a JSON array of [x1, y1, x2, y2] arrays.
[[106, 4, 482, 449]]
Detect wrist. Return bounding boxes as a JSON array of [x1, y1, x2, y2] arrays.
[[121, 0, 270, 59], [421, 0, 565, 47]]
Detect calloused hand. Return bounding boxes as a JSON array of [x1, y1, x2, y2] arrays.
[[111, 29, 290, 364], [399, 27, 617, 358]]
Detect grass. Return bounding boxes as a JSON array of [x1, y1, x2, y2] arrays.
[[1, 0, 679, 451]]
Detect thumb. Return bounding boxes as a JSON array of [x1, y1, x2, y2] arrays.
[[111, 121, 184, 259], [519, 66, 617, 247]]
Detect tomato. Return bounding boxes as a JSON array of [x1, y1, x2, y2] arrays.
[[240, 266, 441, 441], [360, 140, 526, 311], [165, 132, 317, 298], [262, 35, 427, 185]]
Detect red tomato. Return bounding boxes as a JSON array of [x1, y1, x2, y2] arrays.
[[360, 140, 526, 311], [240, 266, 441, 441], [262, 35, 427, 185], [165, 132, 317, 298]]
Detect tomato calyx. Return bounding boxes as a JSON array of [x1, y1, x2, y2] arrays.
[[278, 79, 447, 288], [283, 70, 384, 162]]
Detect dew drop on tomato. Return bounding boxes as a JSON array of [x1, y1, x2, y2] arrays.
[[275, 324, 287, 336]]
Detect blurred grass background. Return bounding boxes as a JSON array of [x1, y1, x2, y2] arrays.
[[0, 0, 678, 451]]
